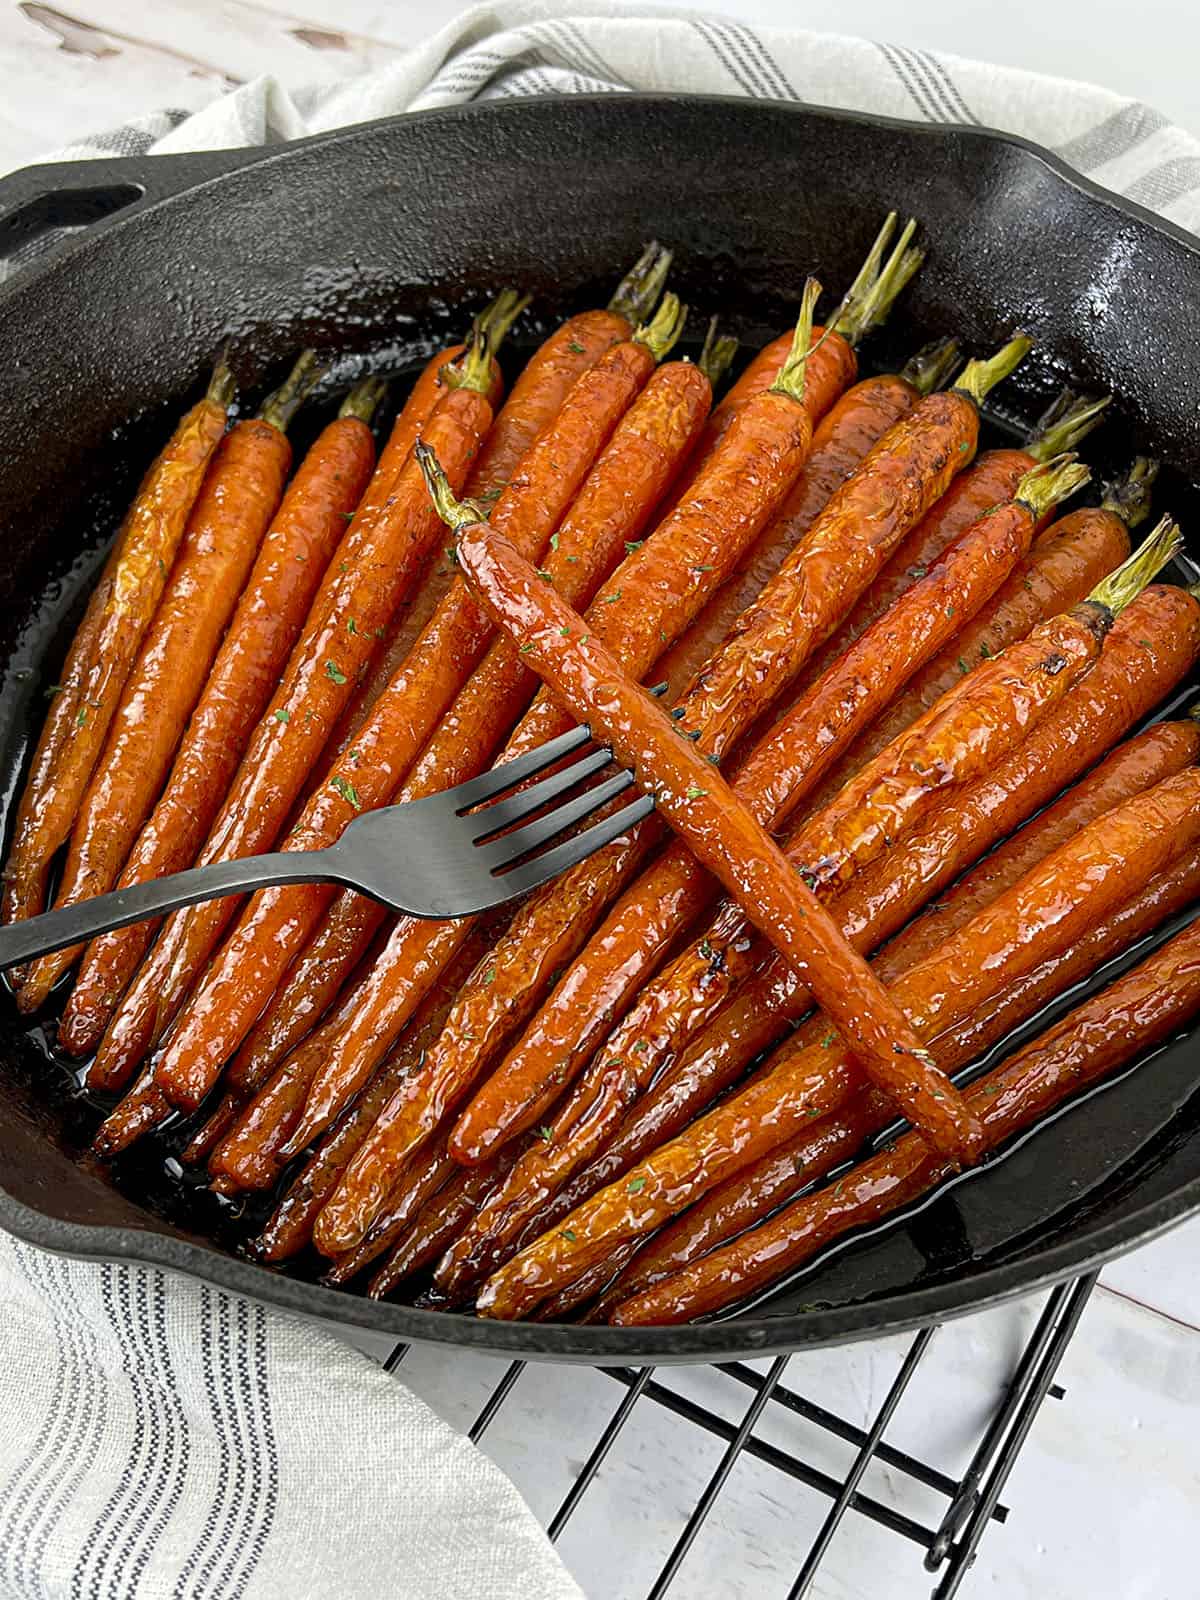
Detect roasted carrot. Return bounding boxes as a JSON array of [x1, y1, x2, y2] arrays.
[[658, 213, 914, 512], [656, 336, 961, 702], [613, 896, 1200, 1325], [370, 1152, 519, 1300], [59, 378, 384, 1061], [781, 389, 1113, 708], [466, 242, 672, 495], [462, 711, 1200, 1291], [283, 231, 919, 1160], [597, 744, 1200, 1317], [145, 297, 687, 1117], [321, 1135, 461, 1286], [515, 528, 1182, 1170], [450, 456, 1090, 1181], [481, 763, 1200, 1319], [227, 332, 737, 1103], [794, 516, 1180, 895], [808, 460, 1156, 810], [86, 333, 504, 1093], [92, 1060, 173, 1160], [594, 1092, 894, 1321], [16, 353, 321, 1015], [454, 498, 977, 1136], [208, 913, 497, 1193], [305, 328, 1034, 1251], [254, 1057, 409, 1262], [2, 357, 234, 937], [926, 848, 1200, 1074], [280, 280, 850, 1179]]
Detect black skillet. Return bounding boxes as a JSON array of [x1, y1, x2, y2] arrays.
[[0, 94, 1198, 1364]]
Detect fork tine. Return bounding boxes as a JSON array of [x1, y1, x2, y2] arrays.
[[479, 770, 638, 870], [470, 748, 616, 841], [450, 684, 668, 814], [450, 724, 597, 812], [487, 792, 657, 899]]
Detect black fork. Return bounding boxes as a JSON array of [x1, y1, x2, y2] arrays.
[[0, 723, 658, 970]]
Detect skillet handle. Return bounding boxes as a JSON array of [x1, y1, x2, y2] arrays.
[[0, 147, 269, 272]]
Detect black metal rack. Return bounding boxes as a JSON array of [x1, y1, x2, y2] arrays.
[[381, 1271, 1097, 1598]]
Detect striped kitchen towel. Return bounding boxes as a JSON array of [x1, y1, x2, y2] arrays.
[[25, 0, 1200, 233], [0, 1235, 583, 1600]]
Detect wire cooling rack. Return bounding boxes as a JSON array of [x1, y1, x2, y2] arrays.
[[380, 1271, 1096, 1599]]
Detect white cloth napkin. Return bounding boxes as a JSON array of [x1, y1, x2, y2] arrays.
[[0, 1235, 584, 1599], [3, 5, 1198, 1598], [30, 0, 1200, 233]]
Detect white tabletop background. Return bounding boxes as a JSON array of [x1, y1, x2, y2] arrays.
[[1, 2, 1197, 1597]]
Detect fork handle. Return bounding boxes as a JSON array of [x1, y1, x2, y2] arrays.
[[0, 848, 341, 970]]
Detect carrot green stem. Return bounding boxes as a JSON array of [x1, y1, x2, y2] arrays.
[[1026, 388, 1111, 462], [1014, 453, 1091, 519], [697, 316, 739, 389], [414, 440, 489, 533], [953, 333, 1034, 405], [609, 241, 673, 325], [634, 292, 688, 362], [1089, 515, 1183, 616], [846, 219, 923, 345], [900, 337, 962, 397], [825, 213, 895, 346], [441, 329, 495, 396], [1101, 456, 1160, 530], [206, 351, 236, 410], [338, 375, 387, 425], [769, 277, 822, 404], [474, 288, 532, 354], [258, 350, 324, 433]]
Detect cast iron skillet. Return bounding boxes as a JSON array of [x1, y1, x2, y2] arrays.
[[0, 95, 1199, 1364]]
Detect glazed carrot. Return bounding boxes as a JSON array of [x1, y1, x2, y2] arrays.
[[658, 589, 1200, 1097], [285, 233, 922, 1165], [92, 1060, 172, 1160], [595, 1091, 894, 1320], [2, 357, 234, 935], [449, 456, 1090, 1179], [16, 354, 320, 1015], [147, 297, 687, 1116], [255, 1057, 409, 1261], [481, 764, 1200, 1319], [206, 986, 368, 1193], [467, 712, 1200, 1288], [227, 337, 736, 1103], [793, 517, 1181, 895], [321, 1135, 461, 1286], [658, 213, 913, 511], [59, 379, 384, 1061], [370, 1152, 519, 1300], [520, 530, 1183, 1171], [466, 241, 672, 495], [305, 328, 1032, 1249], [281, 280, 849, 1177], [86, 335, 504, 1093], [453, 502, 977, 1136], [252, 921, 500, 1260], [926, 848, 1200, 1073], [597, 751, 1200, 1317], [204, 912, 497, 1192], [613, 899, 1200, 1325], [782, 390, 1113, 708], [808, 461, 1156, 810], [656, 336, 961, 701]]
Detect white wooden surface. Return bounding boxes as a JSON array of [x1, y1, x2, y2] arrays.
[[3, 3, 1198, 1595]]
